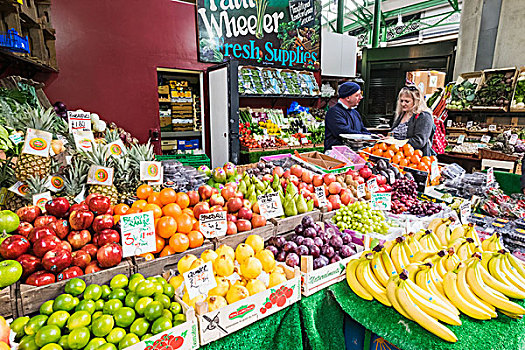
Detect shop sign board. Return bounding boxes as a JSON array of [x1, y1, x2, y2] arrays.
[[196, 0, 321, 70]]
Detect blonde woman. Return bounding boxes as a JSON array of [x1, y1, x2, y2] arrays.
[[391, 85, 436, 156]]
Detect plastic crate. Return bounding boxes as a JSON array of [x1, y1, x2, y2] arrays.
[[156, 154, 210, 168], [331, 146, 367, 170], [0, 29, 30, 54]]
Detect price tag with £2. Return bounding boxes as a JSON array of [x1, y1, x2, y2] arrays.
[[315, 186, 327, 207], [183, 262, 217, 300], [367, 178, 379, 193], [199, 211, 227, 238], [258, 192, 284, 219], [120, 211, 156, 257]]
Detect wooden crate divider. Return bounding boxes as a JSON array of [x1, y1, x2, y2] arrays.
[[270, 210, 321, 234], [321, 209, 338, 222], [214, 224, 276, 250], [0, 284, 19, 318]]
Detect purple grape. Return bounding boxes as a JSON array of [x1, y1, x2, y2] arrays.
[[340, 245, 354, 258], [342, 234, 352, 245], [294, 235, 305, 246], [274, 236, 286, 248], [312, 223, 322, 234], [283, 241, 298, 254], [330, 235, 344, 250], [310, 245, 320, 258], [320, 255, 330, 265], [297, 245, 309, 256], [266, 245, 279, 257], [302, 216, 314, 228], [276, 251, 287, 262], [294, 224, 305, 236], [330, 255, 342, 264], [313, 237, 324, 248], [325, 226, 338, 237], [321, 245, 335, 258], [313, 257, 327, 270], [319, 231, 331, 243], [303, 237, 315, 249], [288, 234, 297, 242], [286, 253, 300, 268], [304, 227, 316, 238]]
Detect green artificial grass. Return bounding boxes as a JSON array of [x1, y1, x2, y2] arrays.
[[329, 281, 525, 350], [300, 289, 346, 350], [202, 302, 303, 350]]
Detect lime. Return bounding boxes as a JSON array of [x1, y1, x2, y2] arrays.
[[47, 311, 70, 329], [108, 288, 126, 301], [103, 299, 123, 315], [98, 343, 118, 350], [95, 299, 105, 311], [40, 300, 55, 316], [155, 277, 167, 286], [129, 318, 150, 337], [65, 278, 86, 296], [53, 294, 76, 312], [154, 294, 171, 309], [91, 315, 114, 337], [58, 335, 69, 350], [24, 315, 48, 336], [173, 313, 186, 326], [114, 307, 136, 328], [72, 297, 80, 308], [162, 309, 173, 321], [18, 335, 38, 350], [67, 327, 90, 349], [163, 284, 175, 298], [118, 333, 139, 350], [169, 302, 182, 315], [67, 311, 91, 330], [10, 316, 29, 339], [135, 280, 155, 297], [84, 338, 106, 350], [41, 344, 63, 350], [146, 277, 157, 282], [128, 275, 145, 292], [130, 273, 144, 281], [92, 311, 103, 320], [151, 316, 172, 335], [110, 274, 129, 289], [100, 285, 112, 300], [141, 334, 152, 341], [35, 325, 61, 347], [152, 283, 164, 295], [144, 301, 163, 322], [125, 292, 139, 308], [134, 297, 153, 316], [83, 284, 102, 300], [75, 300, 96, 315], [106, 327, 126, 344]]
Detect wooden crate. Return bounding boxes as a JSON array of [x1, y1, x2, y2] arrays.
[[19, 259, 135, 316], [510, 67, 525, 112], [19, 0, 38, 24], [270, 210, 321, 234], [471, 67, 518, 112], [215, 224, 276, 250], [0, 76, 51, 107], [0, 285, 18, 318], [135, 243, 213, 278], [321, 209, 338, 222]]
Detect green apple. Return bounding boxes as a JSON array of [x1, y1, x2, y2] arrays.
[[0, 260, 22, 288], [0, 210, 20, 233]]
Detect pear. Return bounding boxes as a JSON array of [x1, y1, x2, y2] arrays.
[[246, 279, 266, 296], [208, 277, 229, 297], [235, 244, 255, 265], [256, 249, 276, 273], [284, 197, 298, 217], [238, 181, 247, 194], [183, 290, 206, 308], [189, 258, 205, 271], [307, 198, 314, 212], [286, 182, 297, 196], [249, 192, 257, 204], [201, 249, 218, 263], [178, 254, 197, 274], [213, 255, 234, 277], [216, 244, 235, 261], [206, 296, 228, 312], [226, 285, 250, 304], [296, 195, 308, 214], [245, 235, 264, 254], [240, 257, 263, 280], [272, 266, 286, 275], [169, 275, 184, 290], [268, 272, 287, 288]]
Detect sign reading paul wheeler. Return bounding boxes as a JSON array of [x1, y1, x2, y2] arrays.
[[197, 0, 321, 70]]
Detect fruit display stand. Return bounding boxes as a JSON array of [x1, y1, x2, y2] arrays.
[[18, 259, 135, 316], [240, 146, 323, 165], [194, 264, 301, 346], [215, 224, 276, 250], [127, 297, 199, 350], [270, 210, 322, 235]]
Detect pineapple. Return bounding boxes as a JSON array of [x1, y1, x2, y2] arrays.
[[4, 175, 51, 211], [104, 129, 121, 144], [61, 157, 89, 203], [80, 144, 119, 204], [113, 156, 136, 202]]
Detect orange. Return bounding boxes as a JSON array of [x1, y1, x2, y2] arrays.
[[389, 144, 400, 153], [139, 253, 155, 261], [399, 159, 409, 168], [430, 155, 437, 163], [169, 233, 190, 253], [421, 156, 432, 166], [159, 188, 177, 206], [176, 214, 193, 234], [363, 147, 372, 154], [372, 149, 383, 157], [147, 192, 162, 206], [414, 149, 423, 158], [160, 245, 175, 257], [392, 154, 402, 164], [410, 155, 421, 165], [402, 144, 414, 157], [162, 203, 182, 218], [187, 230, 204, 248], [377, 142, 388, 151], [114, 203, 130, 216], [192, 218, 199, 231], [176, 192, 190, 209], [183, 208, 195, 218], [113, 215, 121, 225], [126, 207, 142, 214], [157, 216, 178, 239], [384, 150, 395, 159], [137, 184, 153, 200], [418, 163, 430, 172], [143, 203, 163, 219], [131, 200, 147, 210], [154, 235, 166, 254]]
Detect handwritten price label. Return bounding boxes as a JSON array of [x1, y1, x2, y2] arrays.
[[457, 134, 465, 144], [366, 178, 379, 193], [460, 201, 471, 225], [466, 121, 473, 128], [258, 192, 284, 219], [315, 186, 327, 208], [446, 120, 452, 127], [371, 192, 391, 210], [509, 134, 519, 145], [199, 211, 227, 238], [487, 167, 495, 185], [183, 262, 217, 300], [120, 211, 156, 257], [67, 111, 91, 133], [356, 183, 366, 198], [430, 161, 440, 181]]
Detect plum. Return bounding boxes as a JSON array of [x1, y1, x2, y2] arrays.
[[286, 253, 300, 268], [302, 216, 314, 228]]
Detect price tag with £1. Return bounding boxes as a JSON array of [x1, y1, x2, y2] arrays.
[[315, 186, 327, 207], [120, 211, 156, 257], [183, 262, 217, 300], [258, 192, 284, 219], [367, 178, 379, 193], [199, 211, 227, 238]]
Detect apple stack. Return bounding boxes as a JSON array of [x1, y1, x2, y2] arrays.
[[2, 194, 123, 287]]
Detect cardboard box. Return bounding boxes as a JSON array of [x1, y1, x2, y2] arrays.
[[195, 264, 301, 345]]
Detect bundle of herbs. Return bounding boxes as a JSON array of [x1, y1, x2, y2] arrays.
[[473, 72, 515, 108]]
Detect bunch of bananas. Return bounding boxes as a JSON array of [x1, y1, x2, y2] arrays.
[[345, 217, 525, 343]]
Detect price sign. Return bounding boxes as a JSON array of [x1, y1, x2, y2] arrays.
[[449, 219, 461, 231], [371, 192, 391, 211], [87, 166, 114, 186], [68, 111, 91, 132], [509, 134, 519, 145], [460, 201, 471, 225], [315, 186, 327, 207], [106, 139, 127, 157], [366, 178, 379, 193], [8, 181, 29, 197], [446, 120, 453, 127], [356, 183, 366, 198], [148, 167, 164, 187], [22, 128, 52, 157], [489, 125, 497, 132], [8, 133, 23, 145], [258, 192, 284, 219], [199, 211, 227, 238], [430, 161, 440, 181], [504, 129, 512, 136], [301, 137, 308, 144], [487, 167, 495, 185], [457, 134, 465, 144], [33, 192, 52, 212], [466, 121, 473, 128], [140, 161, 162, 181], [480, 135, 491, 143], [46, 175, 65, 193], [183, 262, 217, 300], [120, 211, 156, 257], [73, 130, 95, 152]]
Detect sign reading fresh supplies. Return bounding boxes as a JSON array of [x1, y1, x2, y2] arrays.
[[196, 0, 321, 70]]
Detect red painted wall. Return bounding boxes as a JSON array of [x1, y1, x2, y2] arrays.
[[41, 0, 209, 146]]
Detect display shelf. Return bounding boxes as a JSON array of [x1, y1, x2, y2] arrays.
[[240, 94, 320, 99], [0, 49, 58, 73], [161, 130, 201, 138]]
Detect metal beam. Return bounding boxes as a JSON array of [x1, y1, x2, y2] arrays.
[[447, 0, 459, 11], [336, 0, 345, 33], [371, 0, 381, 47]]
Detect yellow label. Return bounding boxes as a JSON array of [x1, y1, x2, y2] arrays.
[[492, 223, 505, 228]]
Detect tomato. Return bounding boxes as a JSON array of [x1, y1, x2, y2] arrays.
[[102, 299, 123, 315], [83, 284, 102, 301], [67, 326, 90, 349], [47, 311, 70, 329], [91, 315, 114, 337], [106, 328, 126, 344], [35, 325, 61, 347], [65, 278, 86, 296], [110, 274, 129, 290], [130, 318, 150, 337], [53, 294, 76, 312], [114, 307, 136, 328], [151, 316, 172, 335]]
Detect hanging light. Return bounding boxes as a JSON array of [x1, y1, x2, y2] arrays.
[[396, 14, 404, 27]]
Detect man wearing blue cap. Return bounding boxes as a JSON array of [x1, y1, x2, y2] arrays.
[[324, 82, 370, 151]]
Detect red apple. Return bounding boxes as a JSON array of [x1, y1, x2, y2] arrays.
[[312, 174, 324, 187], [198, 185, 213, 200], [84, 194, 97, 206], [283, 170, 291, 179], [210, 205, 225, 213], [17, 254, 42, 278], [193, 202, 210, 220], [226, 221, 237, 235], [28, 226, 56, 243], [69, 210, 94, 231], [376, 175, 387, 186], [328, 182, 342, 195], [300, 188, 312, 200], [226, 214, 237, 223], [359, 167, 372, 180], [42, 248, 72, 273], [58, 241, 72, 253], [25, 271, 55, 286], [238, 207, 253, 221], [0, 235, 30, 259], [46, 219, 70, 240], [97, 243, 122, 268], [221, 187, 236, 201], [209, 194, 225, 207], [251, 214, 267, 228], [71, 250, 91, 269], [234, 191, 244, 200], [16, 222, 33, 237], [85, 261, 101, 274], [57, 266, 83, 281], [187, 191, 199, 206], [45, 197, 70, 218], [280, 178, 287, 189], [67, 230, 92, 250], [301, 170, 313, 184], [328, 195, 341, 210], [288, 175, 299, 187], [92, 214, 114, 233], [70, 203, 89, 213], [16, 206, 41, 223], [357, 177, 365, 184], [236, 219, 252, 232], [290, 164, 303, 177], [323, 174, 336, 185], [81, 244, 98, 259], [252, 202, 260, 214], [96, 229, 120, 247], [262, 174, 273, 182], [88, 195, 111, 215], [225, 182, 238, 190], [307, 184, 315, 193], [273, 166, 284, 177], [226, 198, 243, 213], [34, 215, 56, 228], [326, 201, 333, 212], [211, 187, 219, 196], [340, 189, 353, 206], [298, 182, 308, 191], [33, 235, 61, 258], [242, 199, 252, 209]]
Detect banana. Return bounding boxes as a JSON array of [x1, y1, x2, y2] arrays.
[[406, 232, 424, 256], [488, 255, 525, 294], [457, 240, 471, 260], [464, 223, 482, 247], [371, 249, 390, 288], [481, 252, 495, 271], [395, 283, 458, 343], [405, 263, 424, 284], [356, 259, 391, 307], [401, 240, 414, 262], [448, 237, 467, 252], [413, 250, 435, 262], [384, 240, 395, 255], [443, 271, 492, 320], [381, 248, 398, 278], [421, 267, 457, 311], [449, 225, 465, 244], [428, 218, 445, 233], [429, 230, 444, 250], [429, 263, 446, 296], [386, 276, 413, 321], [506, 253, 525, 279], [499, 255, 525, 293], [481, 234, 495, 251], [346, 259, 374, 301], [444, 248, 460, 272], [435, 220, 451, 246], [398, 241, 411, 270], [500, 311, 524, 319], [391, 241, 404, 274], [466, 261, 525, 315], [404, 274, 459, 316], [456, 264, 498, 317], [435, 251, 447, 278], [474, 259, 525, 299]]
